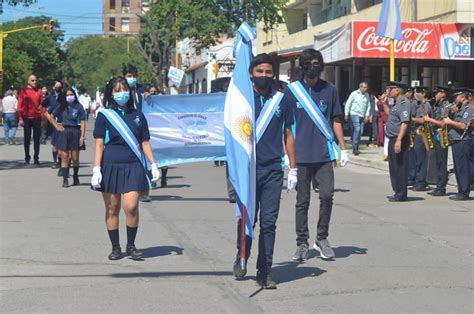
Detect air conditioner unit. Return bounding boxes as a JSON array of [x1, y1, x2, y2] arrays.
[[122, 7, 129, 13]]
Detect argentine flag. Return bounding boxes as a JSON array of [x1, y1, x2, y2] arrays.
[[376, 0, 403, 41], [224, 22, 256, 238]]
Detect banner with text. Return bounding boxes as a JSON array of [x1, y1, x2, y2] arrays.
[[142, 93, 226, 167]]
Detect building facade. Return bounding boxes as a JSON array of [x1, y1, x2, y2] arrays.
[[102, 0, 153, 35], [257, 0, 474, 98]]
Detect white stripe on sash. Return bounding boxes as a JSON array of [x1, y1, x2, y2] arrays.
[[255, 91, 284, 143]]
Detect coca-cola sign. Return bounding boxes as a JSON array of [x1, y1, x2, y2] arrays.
[[352, 21, 472, 60]]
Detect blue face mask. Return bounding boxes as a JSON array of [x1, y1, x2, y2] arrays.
[[126, 77, 137, 87], [113, 92, 130, 107]]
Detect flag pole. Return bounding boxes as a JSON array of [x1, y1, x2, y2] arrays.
[[240, 204, 247, 270], [389, 39, 395, 81]]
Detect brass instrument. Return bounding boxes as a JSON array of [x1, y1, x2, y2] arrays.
[[416, 100, 434, 150], [461, 114, 474, 139], [409, 129, 415, 149]]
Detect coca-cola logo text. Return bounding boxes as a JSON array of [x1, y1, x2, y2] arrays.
[[356, 26, 433, 54]]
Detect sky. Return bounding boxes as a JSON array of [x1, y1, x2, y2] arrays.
[[1, 0, 103, 43]]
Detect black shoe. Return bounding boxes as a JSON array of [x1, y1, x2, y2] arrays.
[[387, 195, 406, 202], [256, 271, 277, 289], [229, 195, 237, 204], [62, 179, 69, 188], [51, 163, 58, 169], [449, 194, 469, 201], [429, 189, 446, 196], [412, 185, 430, 192], [34, 160, 40, 165], [160, 180, 167, 188], [108, 246, 123, 260], [73, 176, 80, 186], [25, 159, 30, 165], [126, 245, 143, 260], [407, 181, 415, 187], [353, 150, 360, 156], [232, 253, 247, 279]]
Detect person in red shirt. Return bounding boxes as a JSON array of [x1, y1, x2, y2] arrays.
[[17, 74, 44, 165]]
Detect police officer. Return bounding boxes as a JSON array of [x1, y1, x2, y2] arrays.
[[384, 81, 411, 202], [232, 53, 297, 289], [406, 86, 418, 187], [424, 86, 451, 196], [411, 86, 432, 191], [443, 88, 473, 201]]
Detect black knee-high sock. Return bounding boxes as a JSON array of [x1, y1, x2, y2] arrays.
[[107, 229, 120, 248], [73, 166, 79, 177], [52, 151, 58, 163], [61, 167, 69, 180], [126, 226, 138, 246]]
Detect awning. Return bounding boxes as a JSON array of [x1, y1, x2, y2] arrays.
[[268, 44, 314, 60]]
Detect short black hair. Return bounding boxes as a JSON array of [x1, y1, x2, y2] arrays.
[[249, 53, 276, 75], [299, 48, 325, 71], [122, 64, 138, 76], [103, 76, 133, 109]]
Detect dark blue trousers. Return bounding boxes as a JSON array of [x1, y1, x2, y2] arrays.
[[413, 134, 428, 187], [433, 140, 448, 192], [452, 140, 472, 198], [407, 148, 416, 185], [236, 168, 283, 274], [388, 136, 409, 200]]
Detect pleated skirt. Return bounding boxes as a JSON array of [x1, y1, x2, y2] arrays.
[[56, 127, 80, 151], [98, 161, 149, 194]]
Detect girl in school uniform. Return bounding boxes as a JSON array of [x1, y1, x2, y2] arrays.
[[91, 77, 160, 260], [46, 86, 86, 187]]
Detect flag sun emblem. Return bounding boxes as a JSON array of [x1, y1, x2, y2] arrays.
[[234, 115, 253, 143]]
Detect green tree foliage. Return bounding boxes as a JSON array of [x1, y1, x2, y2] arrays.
[[64, 35, 153, 94], [138, 0, 287, 90], [2, 16, 64, 91], [0, 0, 37, 14]]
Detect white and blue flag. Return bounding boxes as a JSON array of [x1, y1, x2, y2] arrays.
[[224, 22, 256, 238], [376, 0, 403, 41]]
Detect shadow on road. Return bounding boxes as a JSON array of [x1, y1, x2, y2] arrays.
[[271, 261, 326, 284], [0, 271, 233, 279], [150, 195, 229, 202], [141, 245, 184, 258]]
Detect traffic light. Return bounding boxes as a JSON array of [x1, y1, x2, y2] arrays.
[[42, 20, 55, 33], [213, 62, 219, 75]]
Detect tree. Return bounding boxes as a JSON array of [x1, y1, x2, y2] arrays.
[[2, 16, 64, 91], [64, 36, 153, 94], [137, 0, 287, 90], [0, 0, 37, 14]]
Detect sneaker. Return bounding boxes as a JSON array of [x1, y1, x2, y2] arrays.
[[232, 253, 247, 279], [140, 195, 152, 202], [108, 246, 123, 260], [126, 244, 143, 260], [62, 179, 69, 188], [256, 271, 277, 289], [314, 239, 335, 260], [292, 243, 309, 262], [72, 176, 79, 186]]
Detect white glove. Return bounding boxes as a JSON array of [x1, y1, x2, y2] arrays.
[[91, 166, 102, 189], [151, 163, 161, 182], [283, 154, 290, 169], [287, 168, 298, 191], [340, 150, 349, 167]]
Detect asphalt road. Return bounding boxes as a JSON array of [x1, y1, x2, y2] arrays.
[[0, 126, 472, 313]]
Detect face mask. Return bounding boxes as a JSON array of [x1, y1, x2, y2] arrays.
[[252, 76, 273, 90], [113, 91, 130, 106], [66, 96, 75, 103], [126, 77, 137, 87], [304, 65, 322, 79]]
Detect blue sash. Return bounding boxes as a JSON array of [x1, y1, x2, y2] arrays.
[[255, 91, 284, 143], [288, 81, 341, 161], [101, 109, 151, 187]]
